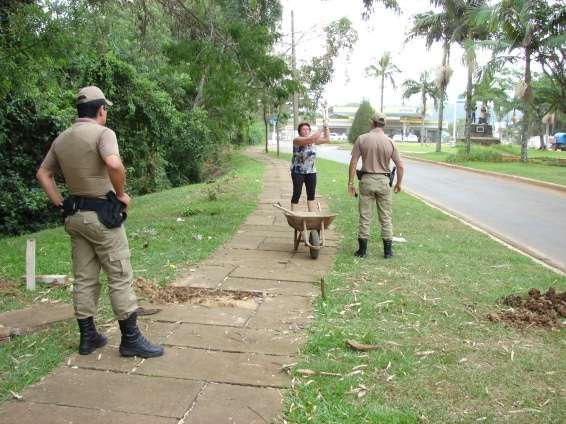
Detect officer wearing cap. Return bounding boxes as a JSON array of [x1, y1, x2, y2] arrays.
[[36, 86, 163, 358], [347, 112, 404, 258]]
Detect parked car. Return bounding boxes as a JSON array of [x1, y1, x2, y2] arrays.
[[392, 134, 403, 142], [553, 133, 566, 151], [406, 133, 418, 142]]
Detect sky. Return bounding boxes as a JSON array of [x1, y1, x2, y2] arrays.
[[277, 0, 494, 111]]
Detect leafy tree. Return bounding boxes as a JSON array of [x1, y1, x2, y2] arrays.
[[348, 100, 375, 143], [402, 70, 439, 142], [407, 0, 480, 152], [474, 0, 565, 161], [365, 52, 400, 113], [300, 18, 358, 119], [0, 0, 291, 235]]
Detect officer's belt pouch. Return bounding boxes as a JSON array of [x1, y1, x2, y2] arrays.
[[356, 170, 364, 180], [97, 194, 126, 229], [62, 191, 126, 229]]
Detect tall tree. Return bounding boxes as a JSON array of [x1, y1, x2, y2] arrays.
[[475, 0, 565, 161], [402, 70, 439, 143], [300, 17, 358, 119], [348, 100, 375, 143], [365, 52, 400, 112], [407, 0, 474, 153]]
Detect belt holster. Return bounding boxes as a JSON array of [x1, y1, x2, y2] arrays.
[[62, 191, 127, 228]]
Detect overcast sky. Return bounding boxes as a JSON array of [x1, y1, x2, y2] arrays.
[[278, 0, 496, 110]]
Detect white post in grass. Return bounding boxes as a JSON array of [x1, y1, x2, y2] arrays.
[[26, 239, 36, 291]]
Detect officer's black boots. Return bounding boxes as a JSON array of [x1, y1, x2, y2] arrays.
[[383, 239, 393, 259], [354, 238, 368, 258], [118, 311, 164, 358], [77, 317, 108, 355]]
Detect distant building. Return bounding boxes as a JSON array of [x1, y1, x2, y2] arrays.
[[310, 104, 446, 142]]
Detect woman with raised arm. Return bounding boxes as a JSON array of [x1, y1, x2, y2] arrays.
[[290, 122, 330, 211]]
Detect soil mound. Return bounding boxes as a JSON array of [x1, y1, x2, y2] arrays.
[[132, 278, 261, 309], [488, 287, 566, 330]]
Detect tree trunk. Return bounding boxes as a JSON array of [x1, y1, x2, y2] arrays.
[[263, 102, 268, 153], [276, 124, 280, 157], [464, 58, 474, 154], [520, 47, 532, 163], [421, 92, 426, 143], [436, 41, 450, 153], [380, 73, 385, 112]]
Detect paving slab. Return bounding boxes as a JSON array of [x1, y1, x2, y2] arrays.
[[224, 233, 265, 249], [166, 323, 304, 355], [247, 295, 314, 331], [139, 303, 255, 327], [104, 320, 178, 345], [240, 224, 292, 234], [0, 402, 177, 424], [0, 303, 74, 334], [231, 263, 324, 283], [203, 248, 294, 267], [23, 367, 202, 418], [172, 264, 236, 288], [244, 214, 277, 226], [220, 276, 318, 297], [136, 347, 292, 387], [184, 383, 284, 424], [259, 236, 339, 252], [68, 322, 177, 372]]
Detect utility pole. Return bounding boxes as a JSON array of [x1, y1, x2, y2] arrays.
[[291, 10, 299, 129]]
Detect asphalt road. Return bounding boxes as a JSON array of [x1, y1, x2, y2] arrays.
[[276, 141, 566, 272]]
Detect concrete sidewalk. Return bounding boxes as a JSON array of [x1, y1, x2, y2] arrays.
[[0, 150, 338, 424]]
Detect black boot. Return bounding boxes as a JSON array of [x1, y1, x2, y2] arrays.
[[383, 239, 393, 259], [118, 312, 164, 358], [77, 317, 107, 355], [354, 238, 368, 258]]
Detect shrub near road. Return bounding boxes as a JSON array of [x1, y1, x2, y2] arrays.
[[284, 157, 565, 423], [0, 153, 264, 402]]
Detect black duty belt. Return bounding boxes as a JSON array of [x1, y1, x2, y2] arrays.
[[62, 191, 126, 228]]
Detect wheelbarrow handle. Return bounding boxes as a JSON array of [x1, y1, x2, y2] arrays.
[[272, 202, 301, 217]]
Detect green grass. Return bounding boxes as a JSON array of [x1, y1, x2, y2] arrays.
[[397, 143, 566, 186], [283, 157, 566, 423], [0, 151, 265, 402]]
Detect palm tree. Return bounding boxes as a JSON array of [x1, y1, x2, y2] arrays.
[[408, 0, 478, 153], [402, 71, 439, 143], [474, 0, 564, 162], [365, 52, 401, 112]]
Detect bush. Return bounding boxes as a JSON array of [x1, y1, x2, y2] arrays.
[[348, 100, 374, 143], [446, 145, 504, 163]]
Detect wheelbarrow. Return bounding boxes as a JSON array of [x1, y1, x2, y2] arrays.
[[273, 202, 336, 259]]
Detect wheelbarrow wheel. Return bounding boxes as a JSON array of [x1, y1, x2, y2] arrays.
[[309, 230, 320, 259]]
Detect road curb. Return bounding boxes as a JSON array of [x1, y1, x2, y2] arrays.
[[405, 189, 566, 275], [401, 154, 566, 194]]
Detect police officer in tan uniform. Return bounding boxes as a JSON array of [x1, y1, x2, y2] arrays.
[[36, 86, 163, 358], [348, 112, 404, 258]]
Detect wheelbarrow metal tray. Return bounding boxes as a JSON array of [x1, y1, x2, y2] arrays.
[[283, 212, 336, 231]]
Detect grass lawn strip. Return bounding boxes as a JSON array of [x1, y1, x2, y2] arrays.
[[0, 151, 265, 402], [283, 156, 565, 423], [397, 143, 566, 187]]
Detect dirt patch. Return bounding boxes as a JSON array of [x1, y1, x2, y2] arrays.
[[488, 287, 566, 330], [0, 278, 20, 297], [133, 278, 262, 309]]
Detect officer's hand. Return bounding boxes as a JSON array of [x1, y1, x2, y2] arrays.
[[348, 184, 357, 197], [117, 192, 130, 209], [394, 184, 402, 193]]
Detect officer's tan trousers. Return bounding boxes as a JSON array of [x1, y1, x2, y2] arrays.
[[65, 211, 137, 320], [358, 174, 393, 240]]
